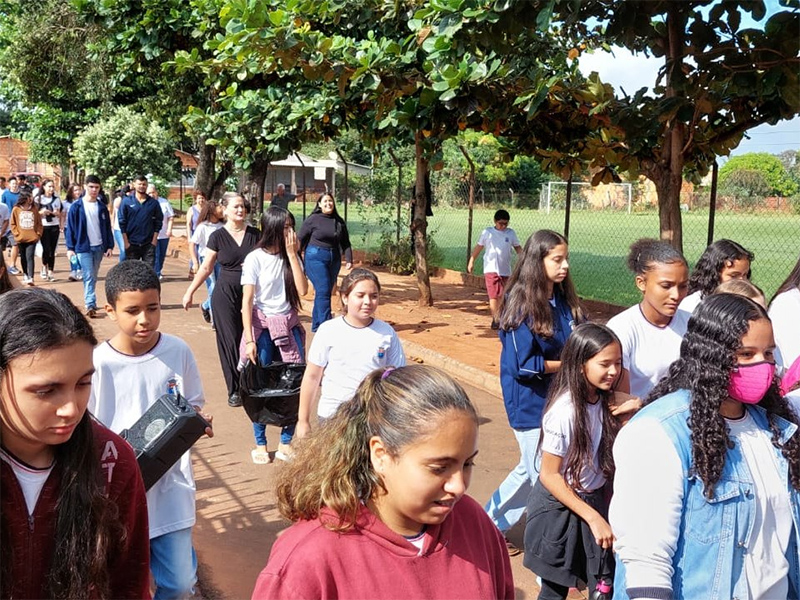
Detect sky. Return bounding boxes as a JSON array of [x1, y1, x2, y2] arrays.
[[576, 1, 799, 159]]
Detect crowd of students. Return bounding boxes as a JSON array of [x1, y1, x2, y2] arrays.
[[1, 180, 799, 600]]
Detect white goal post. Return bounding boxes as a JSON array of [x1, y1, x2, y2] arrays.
[[540, 181, 633, 214]]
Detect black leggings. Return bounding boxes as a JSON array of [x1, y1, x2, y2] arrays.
[[18, 241, 36, 279], [40, 227, 59, 271], [211, 275, 244, 396]]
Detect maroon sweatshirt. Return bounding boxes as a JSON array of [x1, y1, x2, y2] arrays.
[[1, 420, 151, 599], [252, 495, 514, 600]]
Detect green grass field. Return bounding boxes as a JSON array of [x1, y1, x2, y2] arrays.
[[303, 206, 800, 307]]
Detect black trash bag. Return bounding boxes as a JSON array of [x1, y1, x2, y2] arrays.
[[239, 361, 305, 427]]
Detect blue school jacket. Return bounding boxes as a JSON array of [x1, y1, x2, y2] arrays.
[[499, 293, 577, 430]]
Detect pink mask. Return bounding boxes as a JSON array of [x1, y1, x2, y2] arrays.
[[728, 361, 775, 404]]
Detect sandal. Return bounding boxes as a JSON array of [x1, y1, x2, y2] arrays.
[[251, 449, 272, 464]]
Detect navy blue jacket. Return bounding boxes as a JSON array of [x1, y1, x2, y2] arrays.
[[118, 194, 163, 245], [65, 198, 114, 254], [499, 293, 578, 430]]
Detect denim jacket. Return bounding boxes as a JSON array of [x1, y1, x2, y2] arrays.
[[615, 389, 800, 600]]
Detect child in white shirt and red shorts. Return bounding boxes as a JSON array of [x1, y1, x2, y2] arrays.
[[467, 209, 522, 329]]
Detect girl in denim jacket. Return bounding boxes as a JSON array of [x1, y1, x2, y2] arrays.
[[610, 293, 800, 600]]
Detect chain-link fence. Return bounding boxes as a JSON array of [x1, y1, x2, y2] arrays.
[[302, 175, 800, 307]]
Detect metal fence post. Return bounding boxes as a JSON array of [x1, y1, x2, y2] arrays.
[[564, 172, 573, 240], [459, 145, 476, 267], [335, 148, 349, 225], [707, 160, 718, 246], [387, 148, 403, 244]]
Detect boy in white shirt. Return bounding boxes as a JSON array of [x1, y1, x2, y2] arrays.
[[89, 260, 213, 600], [467, 209, 522, 329]]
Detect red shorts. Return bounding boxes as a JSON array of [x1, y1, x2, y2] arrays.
[[484, 273, 509, 299]]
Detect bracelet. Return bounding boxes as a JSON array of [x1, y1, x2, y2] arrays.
[[246, 341, 255, 345]]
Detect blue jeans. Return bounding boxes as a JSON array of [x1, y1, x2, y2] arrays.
[[251, 326, 304, 446], [150, 527, 197, 600], [304, 244, 340, 332], [484, 427, 541, 533], [199, 255, 220, 312], [77, 246, 104, 310], [154, 238, 170, 276], [113, 229, 126, 262]]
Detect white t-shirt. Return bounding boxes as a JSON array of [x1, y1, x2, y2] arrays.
[[727, 412, 792, 600], [89, 333, 205, 539], [785, 390, 800, 421], [240, 249, 291, 316], [0, 448, 54, 516], [83, 200, 103, 247], [607, 305, 689, 399], [191, 221, 223, 259], [540, 392, 606, 491], [157, 198, 174, 239], [0, 202, 9, 234], [477, 226, 520, 277], [308, 316, 406, 418], [676, 290, 702, 319], [37, 195, 62, 227], [769, 288, 800, 370]]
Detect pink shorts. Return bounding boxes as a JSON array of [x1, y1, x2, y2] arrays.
[[484, 273, 509, 299]]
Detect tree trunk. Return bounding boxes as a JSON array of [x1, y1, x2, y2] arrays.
[[195, 141, 217, 199], [210, 160, 233, 203], [652, 165, 683, 251], [651, 2, 689, 252], [413, 133, 433, 306], [248, 155, 270, 216]]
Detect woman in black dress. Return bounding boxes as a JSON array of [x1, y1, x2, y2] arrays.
[[182, 192, 260, 406]]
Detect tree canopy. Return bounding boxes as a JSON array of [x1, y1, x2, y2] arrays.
[[720, 152, 799, 197], [72, 106, 179, 191]]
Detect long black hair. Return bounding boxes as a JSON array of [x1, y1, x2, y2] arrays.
[[499, 229, 583, 335], [542, 323, 621, 491], [256, 206, 302, 312], [0, 288, 124, 598], [771, 253, 800, 303], [310, 193, 346, 241], [688, 239, 753, 298], [649, 293, 800, 497]]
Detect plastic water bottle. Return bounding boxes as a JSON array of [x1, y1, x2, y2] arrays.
[[69, 255, 79, 270]]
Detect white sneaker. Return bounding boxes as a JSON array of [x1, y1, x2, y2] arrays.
[[40, 267, 47, 278]]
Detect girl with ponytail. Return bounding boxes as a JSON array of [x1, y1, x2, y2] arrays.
[[252, 365, 514, 600]]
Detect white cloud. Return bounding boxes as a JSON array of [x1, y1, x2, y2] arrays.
[[577, 47, 799, 156]]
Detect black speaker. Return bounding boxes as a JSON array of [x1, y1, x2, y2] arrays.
[[121, 393, 210, 491]]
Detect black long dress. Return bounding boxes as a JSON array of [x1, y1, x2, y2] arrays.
[[206, 225, 260, 396]]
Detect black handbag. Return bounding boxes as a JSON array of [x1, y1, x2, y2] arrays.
[[239, 361, 305, 426]]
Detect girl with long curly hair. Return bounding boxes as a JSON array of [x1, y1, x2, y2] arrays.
[[769, 253, 800, 371], [0, 288, 150, 599], [486, 229, 584, 554], [610, 293, 800, 600], [252, 365, 514, 599], [679, 239, 753, 315], [524, 323, 635, 599]]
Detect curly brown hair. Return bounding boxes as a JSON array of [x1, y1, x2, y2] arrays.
[[649, 293, 800, 498]]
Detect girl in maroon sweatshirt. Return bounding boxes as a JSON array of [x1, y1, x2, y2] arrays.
[[0, 287, 151, 599], [252, 365, 514, 600]]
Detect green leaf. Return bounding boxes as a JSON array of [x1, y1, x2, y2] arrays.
[[268, 10, 286, 27]]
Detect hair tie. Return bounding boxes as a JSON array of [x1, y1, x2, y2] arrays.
[[381, 367, 396, 380]]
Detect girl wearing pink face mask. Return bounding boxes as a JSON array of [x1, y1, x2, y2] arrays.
[[609, 293, 800, 600]]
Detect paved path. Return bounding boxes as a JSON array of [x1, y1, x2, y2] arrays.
[[16, 240, 586, 599]]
